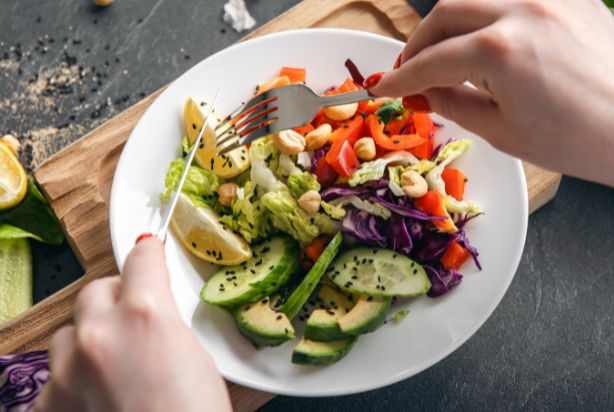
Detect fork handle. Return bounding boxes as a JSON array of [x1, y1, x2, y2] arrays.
[[318, 89, 371, 108]]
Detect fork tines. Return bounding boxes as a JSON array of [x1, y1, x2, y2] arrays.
[[215, 93, 279, 155]]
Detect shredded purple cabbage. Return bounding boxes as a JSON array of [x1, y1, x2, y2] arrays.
[[456, 229, 482, 270], [414, 231, 457, 263], [387, 215, 413, 254], [424, 265, 463, 297], [0, 351, 50, 411], [342, 209, 387, 248], [368, 195, 442, 221]]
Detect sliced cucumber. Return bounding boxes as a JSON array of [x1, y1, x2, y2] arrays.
[[0, 238, 32, 324], [234, 298, 295, 348], [201, 236, 299, 308], [281, 232, 343, 320], [338, 296, 390, 335], [291, 337, 357, 366], [327, 247, 431, 297]]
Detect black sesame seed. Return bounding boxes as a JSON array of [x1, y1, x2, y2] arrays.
[[276, 315, 283, 320], [191, 242, 197, 248]]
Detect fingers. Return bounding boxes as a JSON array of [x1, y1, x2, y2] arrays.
[[421, 85, 503, 139], [401, 0, 503, 62], [120, 236, 172, 301], [74, 276, 121, 322], [371, 31, 497, 98], [34, 326, 85, 412]]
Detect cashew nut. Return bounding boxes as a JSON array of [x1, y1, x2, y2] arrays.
[[0, 134, 20, 156], [322, 102, 358, 121], [305, 124, 332, 151], [298, 190, 321, 215], [401, 170, 428, 198], [272, 130, 306, 155], [218, 183, 239, 206], [353, 137, 376, 161], [383, 150, 419, 167]]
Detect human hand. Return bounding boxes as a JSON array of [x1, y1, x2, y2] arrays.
[[370, 0, 614, 186], [34, 237, 232, 412]]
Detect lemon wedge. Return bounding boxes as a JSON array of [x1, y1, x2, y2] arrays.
[[0, 143, 27, 210], [184, 97, 250, 179], [170, 193, 252, 265]]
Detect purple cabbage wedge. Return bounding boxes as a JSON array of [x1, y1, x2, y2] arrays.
[[0, 351, 50, 411]]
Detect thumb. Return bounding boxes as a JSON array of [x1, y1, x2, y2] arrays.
[[121, 236, 173, 301]]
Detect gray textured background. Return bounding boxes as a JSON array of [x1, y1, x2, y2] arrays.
[[2, 0, 614, 411]]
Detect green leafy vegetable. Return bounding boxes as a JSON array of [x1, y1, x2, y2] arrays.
[[426, 139, 472, 195], [0, 179, 63, 245], [0, 224, 42, 241], [287, 172, 321, 198], [375, 99, 404, 125], [249, 138, 283, 192], [392, 309, 410, 323], [320, 201, 346, 220], [261, 190, 320, 245], [180, 136, 191, 156], [348, 152, 413, 187], [219, 182, 271, 243], [163, 158, 219, 200]]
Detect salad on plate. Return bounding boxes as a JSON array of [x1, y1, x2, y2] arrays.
[[163, 63, 482, 366]]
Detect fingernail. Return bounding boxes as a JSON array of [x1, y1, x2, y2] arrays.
[[135, 232, 154, 244], [363, 72, 385, 90], [402, 95, 432, 113], [393, 53, 403, 69]]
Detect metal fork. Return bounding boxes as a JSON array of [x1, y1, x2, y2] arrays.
[[215, 84, 370, 155]]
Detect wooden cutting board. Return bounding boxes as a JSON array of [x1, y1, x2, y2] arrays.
[[0, 0, 561, 410]]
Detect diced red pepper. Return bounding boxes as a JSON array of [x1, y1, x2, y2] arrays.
[[315, 156, 338, 187], [414, 190, 457, 233], [279, 67, 306, 84], [441, 168, 466, 201], [326, 139, 360, 178], [299, 236, 330, 270], [440, 241, 470, 270], [410, 113, 435, 159]]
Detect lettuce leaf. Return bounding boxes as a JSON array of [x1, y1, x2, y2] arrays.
[[163, 158, 219, 200], [287, 172, 321, 198], [219, 182, 270, 243], [320, 201, 346, 220], [261, 190, 321, 245], [249, 137, 283, 192]]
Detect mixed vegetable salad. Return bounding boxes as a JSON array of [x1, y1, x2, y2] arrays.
[[164, 62, 482, 365]]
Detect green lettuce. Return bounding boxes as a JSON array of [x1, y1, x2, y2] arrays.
[[163, 158, 219, 200], [408, 159, 437, 175], [348, 152, 414, 187], [249, 137, 283, 192], [320, 201, 346, 220], [425, 139, 471, 195], [287, 172, 321, 198], [219, 182, 270, 243], [260, 190, 321, 245]]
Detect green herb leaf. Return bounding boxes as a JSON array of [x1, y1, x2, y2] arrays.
[[0, 224, 43, 241], [392, 309, 410, 323], [375, 100, 404, 125], [0, 179, 64, 245]]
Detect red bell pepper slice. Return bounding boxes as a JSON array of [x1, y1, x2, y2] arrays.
[[441, 168, 466, 201], [440, 241, 470, 270], [366, 114, 425, 151], [315, 156, 337, 187], [414, 190, 457, 233], [326, 139, 360, 178], [293, 123, 314, 136]]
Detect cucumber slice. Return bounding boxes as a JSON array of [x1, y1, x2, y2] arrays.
[[327, 247, 431, 297], [234, 298, 295, 348], [0, 238, 32, 323], [291, 337, 357, 366], [281, 232, 343, 320], [201, 236, 299, 308]]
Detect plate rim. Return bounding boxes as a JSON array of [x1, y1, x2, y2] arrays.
[[109, 28, 529, 397]]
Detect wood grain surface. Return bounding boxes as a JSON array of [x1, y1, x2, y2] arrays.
[[0, 0, 561, 410]]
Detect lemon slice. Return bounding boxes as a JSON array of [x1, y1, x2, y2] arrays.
[[0, 143, 27, 210], [184, 97, 250, 179], [170, 193, 252, 265]]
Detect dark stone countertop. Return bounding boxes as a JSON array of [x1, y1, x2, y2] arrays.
[[2, 1, 614, 411]]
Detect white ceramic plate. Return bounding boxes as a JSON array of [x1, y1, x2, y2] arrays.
[[109, 29, 528, 397]]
